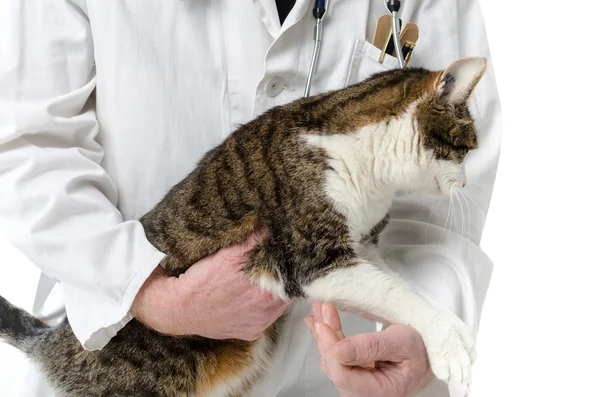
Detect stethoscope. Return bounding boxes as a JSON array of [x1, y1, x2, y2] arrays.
[[304, 0, 406, 97]]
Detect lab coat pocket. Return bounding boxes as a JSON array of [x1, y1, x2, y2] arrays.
[[345, 38, 398, 87]]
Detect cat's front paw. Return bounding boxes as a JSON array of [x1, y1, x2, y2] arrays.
[[418, 310, 476, 396]]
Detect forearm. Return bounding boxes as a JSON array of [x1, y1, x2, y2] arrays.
[[0, 0, 166, 350], [0, 136, 167, 349]]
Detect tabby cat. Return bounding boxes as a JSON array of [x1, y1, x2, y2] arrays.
[[0, 57, 487, 397]]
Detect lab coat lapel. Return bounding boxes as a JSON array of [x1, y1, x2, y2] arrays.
[[252, 0, 282, 37], [279, 0, 312, 33], [252, 0, 312, 38]]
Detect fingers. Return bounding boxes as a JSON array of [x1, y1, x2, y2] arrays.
[[315, 321, 344, 357], [335, 332, 385, 366], [312, 302, 343, 334], [336, 328, 407, 366], [305, 315, 330, 376], [306, 304, 399, 395], [308, 302, 346, 378], [314, 321, 385, 394], [321, 302, 345, 340], [305, 315, 317, 340], [314, 320, 346, 380], [336, 324, 426, 367]]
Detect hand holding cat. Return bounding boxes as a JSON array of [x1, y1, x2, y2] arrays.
[[131, 230, 290, 340], [306, 302, 434, 397]]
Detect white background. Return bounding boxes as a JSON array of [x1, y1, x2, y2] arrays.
[[1, 0, 600, 396], [471, 0, 600, 396]]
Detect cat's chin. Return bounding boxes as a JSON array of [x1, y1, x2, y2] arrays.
[[425, 190, 447, 197], [419, 185, 453, 197]]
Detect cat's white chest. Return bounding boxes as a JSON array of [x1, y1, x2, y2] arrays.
[[345, 195, 393, 242], [318, 163, 394, 242], [301, 119, 413, 244]]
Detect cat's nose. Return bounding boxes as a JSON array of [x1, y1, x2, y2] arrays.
[[462, 182, 466, 188]]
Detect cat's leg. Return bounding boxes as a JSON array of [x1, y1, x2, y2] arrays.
[[244, 245, 293, 301], [302, 260, 475, 394]]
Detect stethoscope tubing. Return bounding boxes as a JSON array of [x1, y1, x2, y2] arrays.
[[304, 0, 405, 98]]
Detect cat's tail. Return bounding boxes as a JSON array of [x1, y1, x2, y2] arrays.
[[0, 295, 49, 355]]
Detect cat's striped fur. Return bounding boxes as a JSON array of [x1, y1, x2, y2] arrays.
[[0, 57, 486, 397]]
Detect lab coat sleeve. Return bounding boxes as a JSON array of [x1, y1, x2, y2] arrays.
[[380, 0, 501, 338], [0, 0, 166, 350]]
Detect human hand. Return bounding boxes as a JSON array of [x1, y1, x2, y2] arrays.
[[305, 302, 434, 397], [131, 231, 289, 340]]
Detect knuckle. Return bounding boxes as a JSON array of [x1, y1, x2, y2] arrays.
[[364, 335, 381, 358], [365, 337, 379, 355]]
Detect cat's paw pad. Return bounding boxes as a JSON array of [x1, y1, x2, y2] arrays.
[[420, 313, 476, 396]]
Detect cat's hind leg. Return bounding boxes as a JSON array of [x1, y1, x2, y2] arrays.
[[303, 261, 476, 395]]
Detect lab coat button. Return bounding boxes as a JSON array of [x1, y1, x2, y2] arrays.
[[266, 76, 285, 97]]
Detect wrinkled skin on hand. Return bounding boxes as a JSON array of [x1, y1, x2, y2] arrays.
[[306, 302, 434, 397]]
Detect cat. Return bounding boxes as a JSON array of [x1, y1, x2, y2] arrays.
[[0, 56, 486, 397]]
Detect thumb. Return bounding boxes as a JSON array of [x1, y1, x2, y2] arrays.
[[335, 332, 395, 366]]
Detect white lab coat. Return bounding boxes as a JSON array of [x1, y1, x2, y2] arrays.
[[0, 0, 501, 396]]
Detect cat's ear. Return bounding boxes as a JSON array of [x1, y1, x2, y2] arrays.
[[435, 57, 487, 102]]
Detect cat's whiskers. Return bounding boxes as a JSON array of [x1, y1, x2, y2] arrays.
[[450, 193, 458, 239], [453, 188, 466, 238], [454, 193, 458, 237], [446, 196, 454, 241], [417, 198, 443, 245], [440, 194, 454, 242], [441, 195, 452, 235], [462, 189, 486, 215], [457, 189, 472, 240], [411, 205, 427, 221]]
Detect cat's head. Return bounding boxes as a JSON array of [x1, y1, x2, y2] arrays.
[[298, 56, 487, 197], [390, 57, 487, 196]]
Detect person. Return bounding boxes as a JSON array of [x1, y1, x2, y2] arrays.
[[0, 0, 501, 396]]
